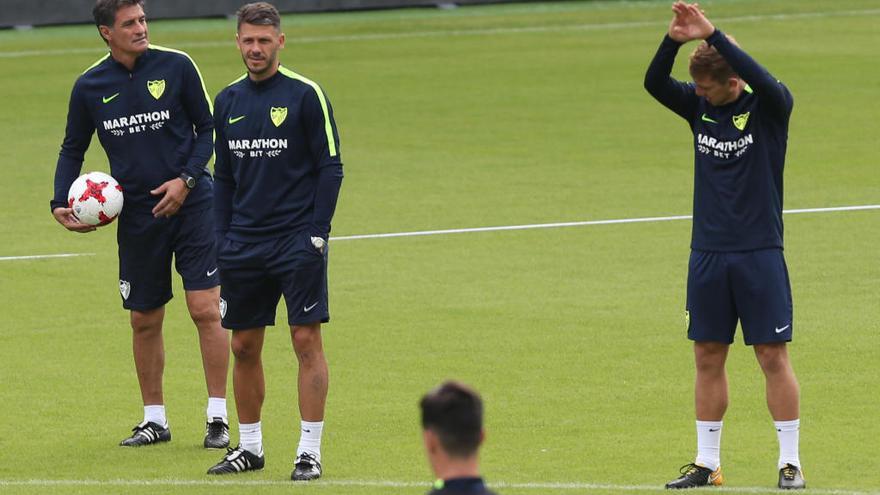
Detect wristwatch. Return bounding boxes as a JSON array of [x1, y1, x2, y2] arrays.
[[310, 236, 326, 254], [179, 172, 196, 189]]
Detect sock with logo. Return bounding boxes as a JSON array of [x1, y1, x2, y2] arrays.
[[144, 405, 167, 427], [775, 419, 800, 469], [206, 397, 227, 422], [239, 421, 263, 456], [695, 420, 722, 471], [297, 420, 323, 462]]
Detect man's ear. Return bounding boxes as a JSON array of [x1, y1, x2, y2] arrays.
[[728, 77, 740, 91], [423, 429, 439, 454], [99, 25, 112, 43]]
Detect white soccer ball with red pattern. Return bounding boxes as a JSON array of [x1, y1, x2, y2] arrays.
[[67, 171, 124, 226]]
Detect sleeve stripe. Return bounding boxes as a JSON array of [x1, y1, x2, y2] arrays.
[[278, 66, 338, 157], [227, 73, 248, 87], [81, 53, 110, 74], [148, 44, 213, 114], [149, 44, 215, 167]]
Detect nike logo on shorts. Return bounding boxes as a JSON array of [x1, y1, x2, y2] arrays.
[[775, 325, 790, 333], [304, 302, 318, 312], [207, 268, 218, 277]]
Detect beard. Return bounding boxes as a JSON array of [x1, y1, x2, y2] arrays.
[[243, 52, 277, 77]]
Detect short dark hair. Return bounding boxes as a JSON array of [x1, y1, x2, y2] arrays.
[[236, 2, 281, 31], [93, 0, 144, 28], [420, 381, 483, 457]]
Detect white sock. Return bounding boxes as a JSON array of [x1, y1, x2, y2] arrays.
[[144, 405, 167, 427], [297, 420, 323, 462], [206, 397, 227, 422], [695, 420, 722, 471], [775, 419, 801, 469], [239, 421, 263, 455]]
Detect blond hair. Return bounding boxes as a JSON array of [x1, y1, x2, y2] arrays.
[[689, 35, 740, 83]]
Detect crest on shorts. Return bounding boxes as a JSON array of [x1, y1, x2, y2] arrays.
[[685, 310, 690, 330], [119, 280, 131, 300], [732, 111, 750, 131], [147, 80, 166, 100], [219, 297, 227, 318], [270, 106, 287, 127]]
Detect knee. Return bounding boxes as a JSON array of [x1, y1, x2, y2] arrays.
[[189, 302, 220, 326], [231, 335, 260, 362], [695, 358, 725, 375], [694, 346, 727, 375], [292, 326, 323, 360], [755, 345, 789, 375], [131, 309, 162, 334]]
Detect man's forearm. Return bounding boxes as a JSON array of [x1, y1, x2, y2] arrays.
[[51, 154, 83, 211], [311, 164, 343, 237], [644, 35, 695, 119], [706, 29, 790, 110], [645, 34, 683, 94], [181, 126, 214, 180]]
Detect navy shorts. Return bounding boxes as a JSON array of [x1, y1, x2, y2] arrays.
[[117, 208, 219, 311], [217, 230, 329, 330], [686, 248, 793, 345]]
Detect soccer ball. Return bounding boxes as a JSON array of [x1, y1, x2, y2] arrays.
[[67, 171, 124, 226]]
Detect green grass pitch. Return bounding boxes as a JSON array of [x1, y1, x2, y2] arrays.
[[0, 0, 878, 493]]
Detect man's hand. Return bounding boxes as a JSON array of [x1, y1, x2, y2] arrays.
[[151, 177, 190, 218], [668, 1, 715, 43], [310, 236, 326, 255], [52, 207, 96, 233]]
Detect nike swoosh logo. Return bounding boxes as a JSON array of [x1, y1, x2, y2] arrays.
[[701, 113, 718, 124], [775, 325, 790, 333], [207, 268, 218, 277], [103, 93, 120, 104], [303, 302, 318, 312], [709, 428, 720, 432], [228, 115, 246, 124]]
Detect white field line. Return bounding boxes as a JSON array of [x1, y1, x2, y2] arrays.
[[0, 479, 877, 494], [330, 204, 880, 242], [0, 253, 95, 261], [1, 8, 879, 58], [1, 205, 876, 260], [0, 479, 864, 494]]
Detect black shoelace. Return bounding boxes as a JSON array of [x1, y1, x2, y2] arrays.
[[207, 421, 227, 436]]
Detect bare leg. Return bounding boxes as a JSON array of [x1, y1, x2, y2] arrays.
[[290, 324, 328, 421], [231, 328, 266, 423], [694, 342, 730, 420], [131, 307, 165, 406], [186, 287, 228, 399], [754, 343, 799, 420]]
